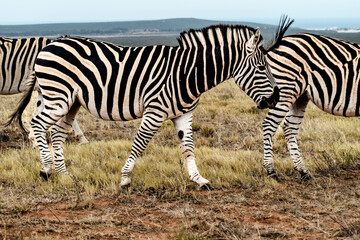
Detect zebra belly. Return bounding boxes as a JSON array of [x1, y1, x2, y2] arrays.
[[0, 89, 18, 95], [0, 77, 22, 95], [307, 85, 360, 117], [76, 88, 144, 122]]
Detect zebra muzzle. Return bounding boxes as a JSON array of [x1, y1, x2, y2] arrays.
[[266, 86, 280, 109], [258, 86, 280, 109]]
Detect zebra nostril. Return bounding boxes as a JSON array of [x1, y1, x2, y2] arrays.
[[258, 97, 268, 109]]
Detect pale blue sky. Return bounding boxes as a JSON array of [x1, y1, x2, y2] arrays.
[[1, 0, 359, 28]]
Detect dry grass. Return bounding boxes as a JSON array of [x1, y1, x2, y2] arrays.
[[1, 80, 360, 239]]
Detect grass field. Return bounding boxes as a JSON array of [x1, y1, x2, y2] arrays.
[[0, 80, 359, 239]]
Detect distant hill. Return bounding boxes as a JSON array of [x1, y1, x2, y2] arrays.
[[0, 18, 273, 36], [1, 18, 359, 45]]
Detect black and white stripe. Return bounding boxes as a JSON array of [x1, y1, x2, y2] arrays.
[[1, 37, 88, 144], [0, 37, 50, 94], [261, 32, 360, 180], [11, 22, 288, 187]]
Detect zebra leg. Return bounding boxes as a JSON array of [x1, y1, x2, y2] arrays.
[[50, 101, 81, 174], [30, 91, 54, 179], [263, 105, 291, 181], [31, 101, 71, 180], [30, 91, 88, 145], [172, 112, 212, 189], [283, 93, 314, 181], [29, 90, 44, 148], [72, 119, 89, 144], [120, 109, 167, 188]]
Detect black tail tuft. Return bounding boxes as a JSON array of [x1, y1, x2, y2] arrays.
[[4, 74, 36, 133], [264, 15, 294, 53]]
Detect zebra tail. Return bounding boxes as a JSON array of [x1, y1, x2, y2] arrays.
[[4, 75, 36, 133], [264, 15, 294, 53]]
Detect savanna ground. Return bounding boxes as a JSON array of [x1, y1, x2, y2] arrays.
[[0, 81, 359, 239]]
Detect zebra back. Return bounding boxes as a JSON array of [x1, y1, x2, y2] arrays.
[[34, 24, 276, 122]]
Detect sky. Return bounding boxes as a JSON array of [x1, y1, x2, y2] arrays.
[[1, 0, 359, 28]]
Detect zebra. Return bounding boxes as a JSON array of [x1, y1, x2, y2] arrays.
[[1, 36, 88, 144], [259, 30, 360, 181], [8, 21, 290, 189]]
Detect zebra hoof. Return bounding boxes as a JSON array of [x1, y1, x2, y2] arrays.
[[201, 183, 215, 191], [121, 183, 131, 191], [267, 171, 280, 182], [40, 171, 51, 181], [300, 172, 314, 181]]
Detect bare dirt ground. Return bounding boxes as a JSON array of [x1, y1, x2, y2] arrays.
[[1, 171, 359, 239]]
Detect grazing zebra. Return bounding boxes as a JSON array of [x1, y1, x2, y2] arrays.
[[1, 37, 88, 144], [9, 22, 288, 189], [260, 31, 360, 181]]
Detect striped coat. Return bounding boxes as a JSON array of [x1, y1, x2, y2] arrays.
[[10, 22, 288, 188], [261, 33, 360, 180]]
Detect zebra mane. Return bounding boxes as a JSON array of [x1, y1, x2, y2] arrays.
[[0, 37, 13, 43], [264, 15, 294, 53], [177, 24, 261, 49]]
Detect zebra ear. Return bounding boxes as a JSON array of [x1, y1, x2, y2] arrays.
[[254, 27, 261, 45], [246, 27, 261, 53]]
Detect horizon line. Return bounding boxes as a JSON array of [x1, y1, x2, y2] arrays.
[[1, 17, 359, 27]]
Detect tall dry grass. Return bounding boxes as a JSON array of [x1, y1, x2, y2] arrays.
[[0, 80, 359, 197]]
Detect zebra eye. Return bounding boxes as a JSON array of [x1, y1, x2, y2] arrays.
[[258, 65, 266, 71]]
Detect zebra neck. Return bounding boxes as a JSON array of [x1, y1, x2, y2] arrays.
[[177, 27, 247, 97], [174, 43, 236, 109]]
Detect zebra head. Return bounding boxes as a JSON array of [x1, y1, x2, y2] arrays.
[[234, 27, 279, 109]]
